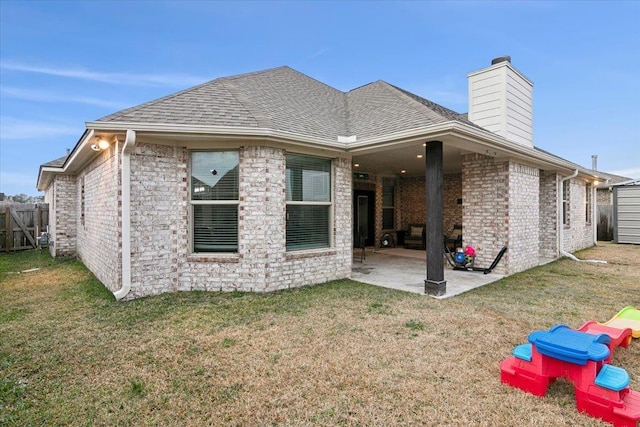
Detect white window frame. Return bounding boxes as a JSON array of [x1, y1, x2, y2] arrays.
[[562, 180, 570, 226], [189, 150, 239, 254], [285, 154, 333, 251]]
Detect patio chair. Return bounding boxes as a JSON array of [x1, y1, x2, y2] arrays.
[[444, 224, 462, 250], [404, 224, 426, 249]]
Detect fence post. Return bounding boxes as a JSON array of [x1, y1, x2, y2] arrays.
[[5, 206, 11, 252], [35, 204, 41, 246]]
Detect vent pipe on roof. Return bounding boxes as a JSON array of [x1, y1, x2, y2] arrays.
[[592, 155, 598, 171], [66, 148, 70, 155], [491, 56, 511, 65]]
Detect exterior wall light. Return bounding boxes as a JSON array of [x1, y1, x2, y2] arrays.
[[91, 137, 111, 151]]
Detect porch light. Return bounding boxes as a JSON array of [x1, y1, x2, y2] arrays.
[[91, 137, 111, 152], [401, 170, 406, 174], [417, 154, 423, 159], [354, 163, 360, 168]]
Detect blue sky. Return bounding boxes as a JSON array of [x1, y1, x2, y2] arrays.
[[1, 0, 639, 196]]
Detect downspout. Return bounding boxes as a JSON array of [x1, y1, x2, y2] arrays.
[[592, 180, 597, 246], [558, 169, 606, 264], [114, 130, 136, 300]]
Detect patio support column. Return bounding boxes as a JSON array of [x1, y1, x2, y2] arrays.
[[424, 141, 446, 296]]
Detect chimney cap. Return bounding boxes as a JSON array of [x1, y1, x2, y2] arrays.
[[491, 56, 511, 65]]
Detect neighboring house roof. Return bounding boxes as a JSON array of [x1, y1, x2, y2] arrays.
[[611, 178, 640, 187], [534, 147, 631, 183], [595, 172, 634, 187]]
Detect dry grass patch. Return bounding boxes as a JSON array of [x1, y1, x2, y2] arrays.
[[1, 245, 639, 426]]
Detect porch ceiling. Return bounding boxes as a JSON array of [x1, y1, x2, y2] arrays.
[[351, 140, 463, 177]]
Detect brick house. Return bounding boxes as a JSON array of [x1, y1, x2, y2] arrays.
[[38, 57, 608, 300]]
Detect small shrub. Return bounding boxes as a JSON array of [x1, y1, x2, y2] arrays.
[[404, 320, 424, 331], [128, 378, 146, 397], [220, 338, 237, 348]]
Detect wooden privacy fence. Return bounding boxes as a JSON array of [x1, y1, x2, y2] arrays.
[[0, 204, 49, 252]]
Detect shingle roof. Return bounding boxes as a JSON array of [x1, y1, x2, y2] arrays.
[[42, 155, 68, 168], [95, 66, 465, 141]]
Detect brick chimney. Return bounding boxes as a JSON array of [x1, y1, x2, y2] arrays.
[[467, 56, 534, 147]]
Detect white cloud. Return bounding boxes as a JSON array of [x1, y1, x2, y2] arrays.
[[611, 167, 640, 179], [1, 86, 126, 109], [310, 49, 328, 59], [1, 61, 208, 87], [0, 117, 79, 140]]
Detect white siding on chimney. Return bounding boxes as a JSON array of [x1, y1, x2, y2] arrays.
[[468, 61, 534, 147]]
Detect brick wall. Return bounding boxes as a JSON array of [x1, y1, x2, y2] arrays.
[[122, 142, 351, 299], [562, 178, 594, 252], [48, 175, 77, 257], [443, 173, 462, 234], [462, 155, 542, 274], [76, 143, 122, 292], [539, 171, 558, 259], [398, 173, 461, 231], [462, 154, 509, 274], [399, 177, 424, 227], [507, 162, 540, 273], [129, 143, 186, 298]]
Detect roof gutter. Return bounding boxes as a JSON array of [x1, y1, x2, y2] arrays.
[[84, 120, 611, 180], [85, 121, 347, 150], [36, 130, 94, 191], [349, 121, 604, 176], [113, 130, 136, 300]]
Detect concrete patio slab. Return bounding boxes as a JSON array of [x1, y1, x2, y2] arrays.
[[351, 247, 504, 299]]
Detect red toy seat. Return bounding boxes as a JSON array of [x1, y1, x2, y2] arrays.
[[501, 325, 640, 426], [578, 321, 633, 362]]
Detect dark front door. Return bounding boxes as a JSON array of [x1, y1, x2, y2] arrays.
[[353, 190, 375, 247]]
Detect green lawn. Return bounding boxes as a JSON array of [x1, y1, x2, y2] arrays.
[[1, 243, 639, 426]]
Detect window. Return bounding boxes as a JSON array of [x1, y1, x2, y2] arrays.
[[382, 178, 395, 230], [286, 154, 331, 250], [190, 151, 239, 253], [585, 183, 592, 224], [562, 180, 570, 225]]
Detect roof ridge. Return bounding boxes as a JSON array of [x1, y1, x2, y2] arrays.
[[385, 82, 490, 131], [220, 65, 292, 82], [342, 92, 351, 135], [219, 79, 273, 128], [382, 82, 462, 121], [225, 66, 345, 95]]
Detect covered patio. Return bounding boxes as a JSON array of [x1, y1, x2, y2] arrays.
[[351, 247, 504, 299]]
